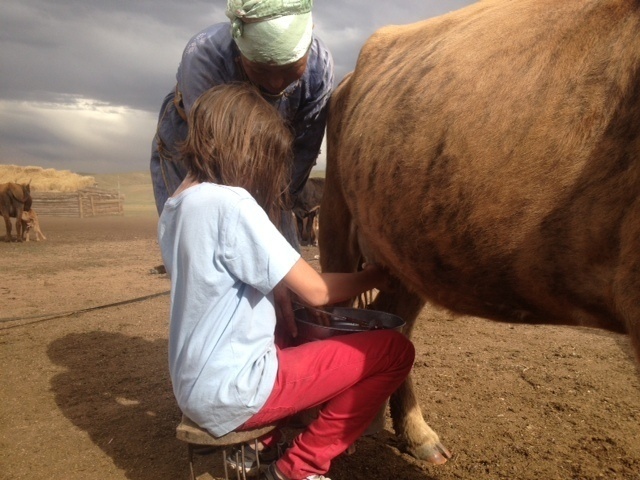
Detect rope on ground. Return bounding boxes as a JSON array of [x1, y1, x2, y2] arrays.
[[0, 290, 170, 330]]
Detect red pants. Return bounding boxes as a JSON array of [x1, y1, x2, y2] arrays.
[[240, 329, 415, 480]]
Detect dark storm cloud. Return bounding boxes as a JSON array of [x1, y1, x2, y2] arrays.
[[0, 0, 225, 111]]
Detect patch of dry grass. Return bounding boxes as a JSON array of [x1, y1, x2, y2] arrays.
[[0, 164, 96, 192]]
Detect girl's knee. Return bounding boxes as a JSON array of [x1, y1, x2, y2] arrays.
[[382, 330, 415, 369]]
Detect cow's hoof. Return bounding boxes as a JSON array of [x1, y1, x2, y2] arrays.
[[408, 441, 452, 464]]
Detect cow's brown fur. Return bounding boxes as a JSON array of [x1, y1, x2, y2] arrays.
[[0, 181, 32, 242], [21, 208, 46, 242], [319, 0, 640, 463]]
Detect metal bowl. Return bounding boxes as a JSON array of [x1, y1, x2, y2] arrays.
[[293, 304, 405, 342]]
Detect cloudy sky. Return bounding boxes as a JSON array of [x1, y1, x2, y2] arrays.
[[0, 0, 475, 175]]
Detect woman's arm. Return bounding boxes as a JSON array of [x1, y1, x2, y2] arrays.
[[282, 258, 388, 307]]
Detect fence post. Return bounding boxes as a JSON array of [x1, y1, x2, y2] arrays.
[[78, 192, 84, 218]]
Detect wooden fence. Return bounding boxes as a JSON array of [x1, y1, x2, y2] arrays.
[[31, 187, 125, 217]]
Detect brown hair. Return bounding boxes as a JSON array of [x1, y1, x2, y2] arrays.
[[180, 83, 293, 225]]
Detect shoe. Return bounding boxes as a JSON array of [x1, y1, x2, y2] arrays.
[[225, 442, 282, 476], [260, 462, 331, 480]]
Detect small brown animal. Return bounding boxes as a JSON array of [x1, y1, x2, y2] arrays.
[[0, 181, 31, 242], [21, 208, 46, 242]]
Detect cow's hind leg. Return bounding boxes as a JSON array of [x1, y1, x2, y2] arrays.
[[319, 163, 452, 463], [614, 198, 640, 366], [318, 159, 360, 274], [371, 286, 452, 464], [15, 206, 24, 242], [2, 214, 12, 242]]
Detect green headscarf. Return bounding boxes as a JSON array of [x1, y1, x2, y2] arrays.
[[226, 0, 314, 65]]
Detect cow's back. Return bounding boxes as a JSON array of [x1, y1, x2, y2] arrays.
[[326, 0, 640, 335]]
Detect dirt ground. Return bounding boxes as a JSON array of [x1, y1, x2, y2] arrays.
[[1, 215, 639, 480]]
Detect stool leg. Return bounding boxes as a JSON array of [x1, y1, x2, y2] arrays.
[[188, 444, 196, 480], [222, 448, 230, 480], [222, 440, 266, 480], [253, 438, 261, 473], [231, 448, 241, 480]]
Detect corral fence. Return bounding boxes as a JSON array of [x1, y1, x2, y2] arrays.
[[31, 187, 125, 217]]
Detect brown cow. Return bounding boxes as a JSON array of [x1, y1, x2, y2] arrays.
[[0, 181, 32, 242], [319, 0, 640, 465]]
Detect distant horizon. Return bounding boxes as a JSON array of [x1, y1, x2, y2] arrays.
[[0, 164, 326, 179]]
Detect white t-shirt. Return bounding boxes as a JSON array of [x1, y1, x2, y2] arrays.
[[158, 183, 300, 436]]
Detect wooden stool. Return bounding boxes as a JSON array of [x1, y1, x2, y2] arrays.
[[176, 414, 276, 480]]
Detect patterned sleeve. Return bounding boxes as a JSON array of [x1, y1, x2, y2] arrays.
[[177, 25, 237, 115]]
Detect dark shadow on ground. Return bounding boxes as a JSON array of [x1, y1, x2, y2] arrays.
[[47, 331, 188, 479], [47, 331, 439, 480]]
